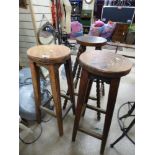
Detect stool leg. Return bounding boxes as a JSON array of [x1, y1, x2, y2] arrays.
[[48, 65, 63, 136], [96, 79, 101, 121], [95, 46, 102, 50], [64, 58, 76, 114], [73, 45, 86, 80], [73, 45, 86, 89], [29, 61, 41, 123], [62, 54, 79, 110], [82, 79, 93, 117], [74, 65, 81, 89], [72, 69, 90, 141], [100, 78, 120, 154], [101, 80, 105, 96], [63, 45, 86, 109]]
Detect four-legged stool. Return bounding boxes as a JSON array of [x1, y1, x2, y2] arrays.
[[72, 50, 132, 154], [64, 36, 107, 120], [27, 45, 75, 136]]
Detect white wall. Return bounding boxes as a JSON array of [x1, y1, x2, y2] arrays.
[[19, 0, 52, 67]]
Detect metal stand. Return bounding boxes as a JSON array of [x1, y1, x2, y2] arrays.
[[110, 101, 135, 147]]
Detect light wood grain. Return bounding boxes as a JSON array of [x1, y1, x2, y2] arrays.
[[79, 50, 132, 78]]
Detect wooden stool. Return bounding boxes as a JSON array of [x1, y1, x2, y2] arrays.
[[64, 36, 107, 120], [72, 50, 132, 154], [27, 45, 75, 136]]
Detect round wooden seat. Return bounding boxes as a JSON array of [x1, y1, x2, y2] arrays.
[[76, 36, 107, 47], [27, 45, 71, 64], [79, 51, 133, 78]]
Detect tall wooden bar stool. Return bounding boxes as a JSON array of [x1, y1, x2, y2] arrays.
[[72, 50, 132, 154], [27, 45, 75, 136], [64, 36, 107, 120]]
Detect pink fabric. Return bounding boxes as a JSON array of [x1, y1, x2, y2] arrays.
[[94, 20, 104, 27], [71, 21, 82, 33]]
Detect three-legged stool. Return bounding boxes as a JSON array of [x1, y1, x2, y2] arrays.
[[64, 36, 107, 120], [27, 45, 75, 136], [72, 50, 132, 154]]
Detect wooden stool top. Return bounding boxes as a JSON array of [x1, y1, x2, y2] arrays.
[[27, 45, 71, 64], [79, 51, 132, 78], [76, 36, 107, 47]]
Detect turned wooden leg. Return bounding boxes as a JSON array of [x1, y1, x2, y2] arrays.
[[72, 69, 90, 141], [101, 80, 105, 96], [100, 78, 120, 154], [95, 46, 102, 50], [64, 58, 76, 114], [29, 61, 41, 123], [48, 65, 63, 136], [96, 79, 101, 121], [74, 65, 81, 89]]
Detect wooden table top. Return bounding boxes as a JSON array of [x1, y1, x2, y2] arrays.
[[76, 36, 107, 46], [27, 45, 71, 64], [79, 50, 132, 78]]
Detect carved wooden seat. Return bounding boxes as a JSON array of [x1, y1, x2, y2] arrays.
[[27, 45, 75, 136], [72, 50, 132, 154]]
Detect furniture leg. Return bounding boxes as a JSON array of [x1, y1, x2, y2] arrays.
[[82, 79, 93, 117], [64, 58, 76, 114], [63, 45, 86, 108], [29, 61, 41, 123], [100, 78, 120, 154], [101, 80, 105, 96], [72, 69, 90, 141], [48, 65, 63, 136], [74, 65, 81, 89], [96, 79, 101, 121], [95, 46, 102, 50]]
